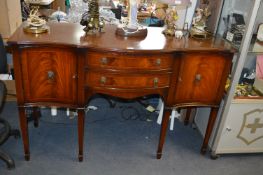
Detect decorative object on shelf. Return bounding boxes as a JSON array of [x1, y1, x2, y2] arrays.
[[257, 23, 263, 42], [158, 0, 191, 37], [23, 6, 49, 34], [80, 0, 105, 34], [223, 13, 246, 46], [50, 7, 68, 22], [234, 84, 261, 98], [162, 6, 179, 36], [189, 3, 212, 39], [116, 0, 147, 37]]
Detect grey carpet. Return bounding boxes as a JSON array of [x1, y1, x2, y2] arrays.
[[0, 98, 262, 175]]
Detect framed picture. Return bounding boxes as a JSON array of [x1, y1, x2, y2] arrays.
[[257, 23, 263, 42]]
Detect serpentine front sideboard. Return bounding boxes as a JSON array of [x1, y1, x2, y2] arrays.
[[8, 22, 235, 161]]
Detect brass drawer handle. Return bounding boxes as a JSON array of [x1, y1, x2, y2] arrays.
[[100, 76, 106, 84], [195, 74, 202, 82], [100, 57, 108, 65], [47, 71, 55, 81], [156, 58, 161, 66], [153, 77, 159, 87]]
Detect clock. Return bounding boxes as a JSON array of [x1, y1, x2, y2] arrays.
[[257, 23, 263, 42]]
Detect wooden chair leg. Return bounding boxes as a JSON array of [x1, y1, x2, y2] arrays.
[[156, 109, 171, 159], [18, 107, 30, 161], [78, 110, 85, 162], [201, 107, 218, 154]]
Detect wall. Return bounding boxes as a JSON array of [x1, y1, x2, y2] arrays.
[[0, 0, 10, 38], [0, 0, 22, 38]]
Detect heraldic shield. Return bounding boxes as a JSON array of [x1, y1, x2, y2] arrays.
[[237, 109, 263, 145]]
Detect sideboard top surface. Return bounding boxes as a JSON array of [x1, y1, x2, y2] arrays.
[[8, 22, 235, 53]]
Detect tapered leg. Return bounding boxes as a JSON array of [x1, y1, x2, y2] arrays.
[[201, 107, 218, 154], [78, 110, 85, 162], [156, 109, 171, 159], [18, 107, 30, 161]]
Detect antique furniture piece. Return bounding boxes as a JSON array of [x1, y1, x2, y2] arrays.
[[7, 22, 234, 161]]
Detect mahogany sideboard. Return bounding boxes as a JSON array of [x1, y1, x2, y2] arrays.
[[7, 22, 235, 161]]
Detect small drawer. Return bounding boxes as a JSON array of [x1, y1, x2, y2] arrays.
[[85, 52, 173, 70], [85, 71, 171, 89]]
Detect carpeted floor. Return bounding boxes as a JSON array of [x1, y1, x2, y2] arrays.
[[0, 98, 262, 175]]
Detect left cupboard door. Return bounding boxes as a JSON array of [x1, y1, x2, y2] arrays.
[[20, 48, 77, 105]]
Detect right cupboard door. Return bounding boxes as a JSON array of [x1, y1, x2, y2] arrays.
[[173, 53, 232, 105]]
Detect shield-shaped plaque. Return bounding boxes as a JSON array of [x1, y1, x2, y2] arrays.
[[237, 109, 263, 145]]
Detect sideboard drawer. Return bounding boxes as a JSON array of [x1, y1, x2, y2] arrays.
[[85, 52, 173, 70], [20, 48, 77, 104], [85, 71, 171, 89]]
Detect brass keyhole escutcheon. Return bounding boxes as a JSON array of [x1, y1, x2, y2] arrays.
[[47, 71, 55, 81], [195, 74, 202, 83], [194, 74, 202, 84]]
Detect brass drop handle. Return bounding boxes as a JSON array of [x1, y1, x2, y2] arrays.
[[156, 59, 161, 66], [195, 74, 202, 82], [100, 76, 107, 84], [153, 77, 159, 87], [47, 71, 55, 81], [100, 57, 108, 65]]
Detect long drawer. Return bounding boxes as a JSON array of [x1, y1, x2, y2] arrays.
[[85, 51, 174, 70], [85, 71, 171, 89]]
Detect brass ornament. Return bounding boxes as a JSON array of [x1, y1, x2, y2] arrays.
[[80, 0, 105, 34], [190, 5, 212, 39], [23, 25, 49, 34], [23, 6, 48, 34], [162, 7, 179, 36]]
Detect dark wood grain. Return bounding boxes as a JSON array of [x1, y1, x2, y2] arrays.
[[173, 53, 229, 105], [8, 23, 235, 161], [20, 48, 77, 104]]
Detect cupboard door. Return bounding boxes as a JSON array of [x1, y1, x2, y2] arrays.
[[21, 48, 77, 104], [174, 53, 230, 105]]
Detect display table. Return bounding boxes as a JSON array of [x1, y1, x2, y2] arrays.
[[7, 22, 235, 161]]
